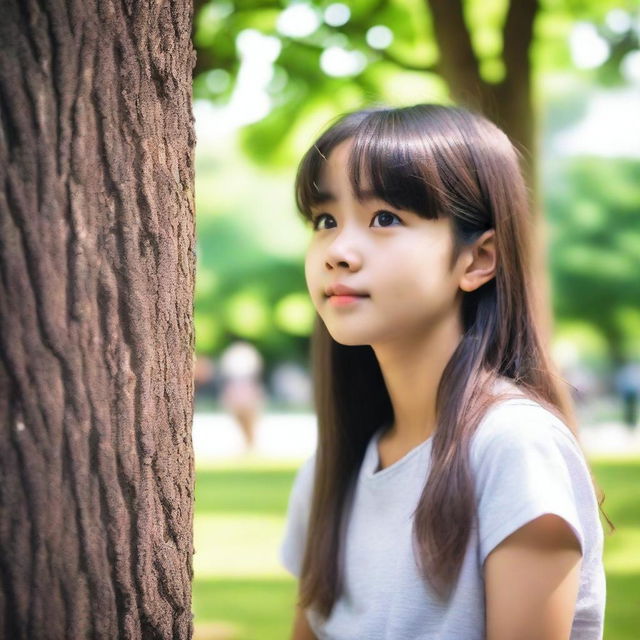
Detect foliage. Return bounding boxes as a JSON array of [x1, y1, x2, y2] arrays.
[[194, 140, 313, 369], [545, 156, 640, 363], [193, 0, 639, 167]]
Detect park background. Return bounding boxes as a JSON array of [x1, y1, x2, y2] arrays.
[[188, 2, 640, 639]]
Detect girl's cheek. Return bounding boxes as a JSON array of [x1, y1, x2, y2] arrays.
[[303, 260, 318, 297]]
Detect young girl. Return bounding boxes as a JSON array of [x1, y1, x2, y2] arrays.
[[279, 103, 611, 639]]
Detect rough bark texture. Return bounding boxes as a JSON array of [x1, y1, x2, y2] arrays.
[[0, 1, 196, 638]]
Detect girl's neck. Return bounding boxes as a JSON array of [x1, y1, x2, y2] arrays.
[[372, 310, 464, 446]]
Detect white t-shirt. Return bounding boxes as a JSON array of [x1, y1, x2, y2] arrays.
[[279, 398, 606, 639]]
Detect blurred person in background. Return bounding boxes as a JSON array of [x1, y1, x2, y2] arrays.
[[614, 360, 640, 430], [218, 339, 266, 452]]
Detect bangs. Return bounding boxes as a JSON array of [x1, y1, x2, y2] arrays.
[[295, 109, 446, 223]]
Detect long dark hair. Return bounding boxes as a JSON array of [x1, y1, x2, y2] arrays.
[[293, 103, 613, 619]]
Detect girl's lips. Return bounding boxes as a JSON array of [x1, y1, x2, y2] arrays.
[[325, 284, 369, 297], [328, 294, 369, 306]]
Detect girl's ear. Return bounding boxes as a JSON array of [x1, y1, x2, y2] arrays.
[[458, 229, 497, 293]]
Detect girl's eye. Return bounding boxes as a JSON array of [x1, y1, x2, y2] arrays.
[[311, 213, 333, 231], [371, 210, 402, 227], [311, 210, 402, 231]]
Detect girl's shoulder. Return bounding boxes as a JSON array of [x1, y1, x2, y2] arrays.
[[470, 394, 583, 468], [469, 396, 601, 572]]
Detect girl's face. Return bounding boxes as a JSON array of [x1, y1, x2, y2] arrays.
[[305, 138, 467, 347]]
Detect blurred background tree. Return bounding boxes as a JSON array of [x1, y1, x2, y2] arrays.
[[544, 157, 640, 367]]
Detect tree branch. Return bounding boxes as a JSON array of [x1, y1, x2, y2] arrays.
[[279, 35, 436, 75], [425, 0, 487, 109], [377, 47, 437, 73], [502, 0, 539, 86]]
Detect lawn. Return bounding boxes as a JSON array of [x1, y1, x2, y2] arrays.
[[192, 455, 640, 640]]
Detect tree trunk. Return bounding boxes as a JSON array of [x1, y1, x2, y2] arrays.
[[0, 1, 196, 638], [427, 0, 554, 347], [426, 0, 539, 194]]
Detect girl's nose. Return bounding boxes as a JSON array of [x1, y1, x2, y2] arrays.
[[325, 243, 363, 271], [324, 223, 364, 270]]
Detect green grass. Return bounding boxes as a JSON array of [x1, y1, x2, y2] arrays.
[[591, 457, 640, 639], [192, 455, 640, 639], [193, 459, 300, 640]]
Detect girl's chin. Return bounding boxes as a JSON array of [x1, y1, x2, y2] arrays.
[[331, 337, 371, 347], [325, 326, 376, 347]]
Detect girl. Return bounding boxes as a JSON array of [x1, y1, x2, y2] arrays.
[[279, 103, 611, 639]]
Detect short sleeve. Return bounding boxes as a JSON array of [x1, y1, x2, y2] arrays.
[[471, 407, 586, 569], [279, 453, 316, 578]]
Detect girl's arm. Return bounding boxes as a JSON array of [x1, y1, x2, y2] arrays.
[[289, 602, 318, 640], [484, 513, 582, 640]]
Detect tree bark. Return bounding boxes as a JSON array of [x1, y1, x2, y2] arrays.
[[0, 1, 196, 638]]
